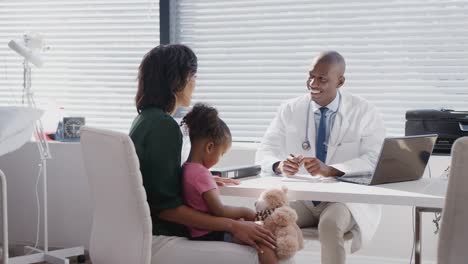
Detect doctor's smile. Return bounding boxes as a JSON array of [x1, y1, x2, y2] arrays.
[[310, 89, 321, 94]]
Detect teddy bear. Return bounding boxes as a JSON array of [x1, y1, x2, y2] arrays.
[[254, 186, 304, 259]]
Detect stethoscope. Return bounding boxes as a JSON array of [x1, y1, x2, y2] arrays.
[[302, 92, 342, 150]]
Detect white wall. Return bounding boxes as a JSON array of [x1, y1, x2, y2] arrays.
[[0, 141, 449, 262]]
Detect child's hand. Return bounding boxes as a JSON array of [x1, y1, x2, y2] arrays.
[[213, 176, 240, 186]]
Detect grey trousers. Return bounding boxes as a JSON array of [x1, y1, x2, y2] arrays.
[[290, 201, 356, 264]]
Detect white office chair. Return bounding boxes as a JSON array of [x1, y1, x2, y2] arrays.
[[437, 137, 468, 264], [80, 126, 152, 264]]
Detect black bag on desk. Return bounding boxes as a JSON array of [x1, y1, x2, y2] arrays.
[[405, 109, 468, 154]]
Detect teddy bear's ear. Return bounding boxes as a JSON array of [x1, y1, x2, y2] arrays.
[[281, 186, 288, 194]]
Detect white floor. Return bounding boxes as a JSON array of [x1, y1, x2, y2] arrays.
[[294, 240, 435, 264], [295, 251, 435, 264]]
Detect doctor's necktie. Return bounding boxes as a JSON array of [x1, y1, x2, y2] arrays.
[[312, 107, 328, 207], [316, 107, 328, 163]]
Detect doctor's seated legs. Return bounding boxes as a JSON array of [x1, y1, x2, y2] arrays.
[[290, 201, 355, 264], [318, 203, 355, 264]]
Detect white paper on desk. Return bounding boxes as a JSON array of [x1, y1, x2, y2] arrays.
[[422, 178, 448, 196], [281, 174, 338, 183]]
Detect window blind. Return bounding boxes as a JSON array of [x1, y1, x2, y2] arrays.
[[0, 0, 159, 132], [175, 0, 468, 142]]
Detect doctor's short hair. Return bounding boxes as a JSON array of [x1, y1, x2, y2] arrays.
[[316, 50, 346, 74], [135, 44, 198, 114], [181, 103, 232, 146]]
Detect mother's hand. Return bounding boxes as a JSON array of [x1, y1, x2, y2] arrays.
[[230, 220, 276, 253], [213, 176, 240, 186]]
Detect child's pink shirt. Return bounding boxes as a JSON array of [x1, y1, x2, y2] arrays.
[[182, 162, 219, 238]]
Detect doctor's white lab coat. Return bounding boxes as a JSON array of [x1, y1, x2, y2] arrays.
[[255, 91, 386, 253]]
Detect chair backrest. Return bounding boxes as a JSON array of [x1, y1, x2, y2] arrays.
[[80, 126, 152, 264], [437, 137, 468, 264]]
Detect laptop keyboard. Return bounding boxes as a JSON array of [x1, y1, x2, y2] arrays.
[[341, 176, 372, 185]]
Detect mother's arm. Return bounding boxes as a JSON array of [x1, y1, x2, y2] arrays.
[[159, 205, 275, 252]]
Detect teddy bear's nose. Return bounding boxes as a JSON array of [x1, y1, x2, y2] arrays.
[[254, 201, 258, 207]]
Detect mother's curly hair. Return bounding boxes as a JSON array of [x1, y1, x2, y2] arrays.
[[135, 44, 197, 113]]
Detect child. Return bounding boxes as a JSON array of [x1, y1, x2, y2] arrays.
[[181, 103, 278, 264]]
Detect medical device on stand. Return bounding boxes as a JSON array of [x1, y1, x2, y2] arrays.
[[2, 33, 84, 264]]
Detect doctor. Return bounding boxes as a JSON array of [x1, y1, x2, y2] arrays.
[[255, 51, 386, 264]]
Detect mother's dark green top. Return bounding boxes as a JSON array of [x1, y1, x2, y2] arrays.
[[129, 107, 187, 237]]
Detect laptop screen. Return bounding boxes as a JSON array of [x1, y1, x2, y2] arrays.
[[371, 134, 437, 184]]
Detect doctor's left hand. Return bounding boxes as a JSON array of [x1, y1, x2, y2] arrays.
[[303, 157, 333, 177], [303, 158, 345, 177]]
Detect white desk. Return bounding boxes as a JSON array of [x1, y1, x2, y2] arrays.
[[220, 175, 448, 264]]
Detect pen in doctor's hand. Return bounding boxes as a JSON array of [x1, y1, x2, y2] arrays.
[[288, 154, 303, 164]]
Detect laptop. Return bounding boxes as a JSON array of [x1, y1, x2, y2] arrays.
[[337, 134, 438, 185]]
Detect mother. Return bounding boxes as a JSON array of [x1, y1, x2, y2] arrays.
[[130, 44, 291, 263]]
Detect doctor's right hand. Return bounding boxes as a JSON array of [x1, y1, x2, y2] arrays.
[[275, 154, 304, 176]]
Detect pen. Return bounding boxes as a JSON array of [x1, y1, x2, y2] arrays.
[[289, 154, 302, 164]]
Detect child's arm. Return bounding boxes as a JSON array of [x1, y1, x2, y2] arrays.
[[203, 189, 256, 221]]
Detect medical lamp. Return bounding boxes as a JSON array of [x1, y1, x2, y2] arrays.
[[5, 33, 84, 264]]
